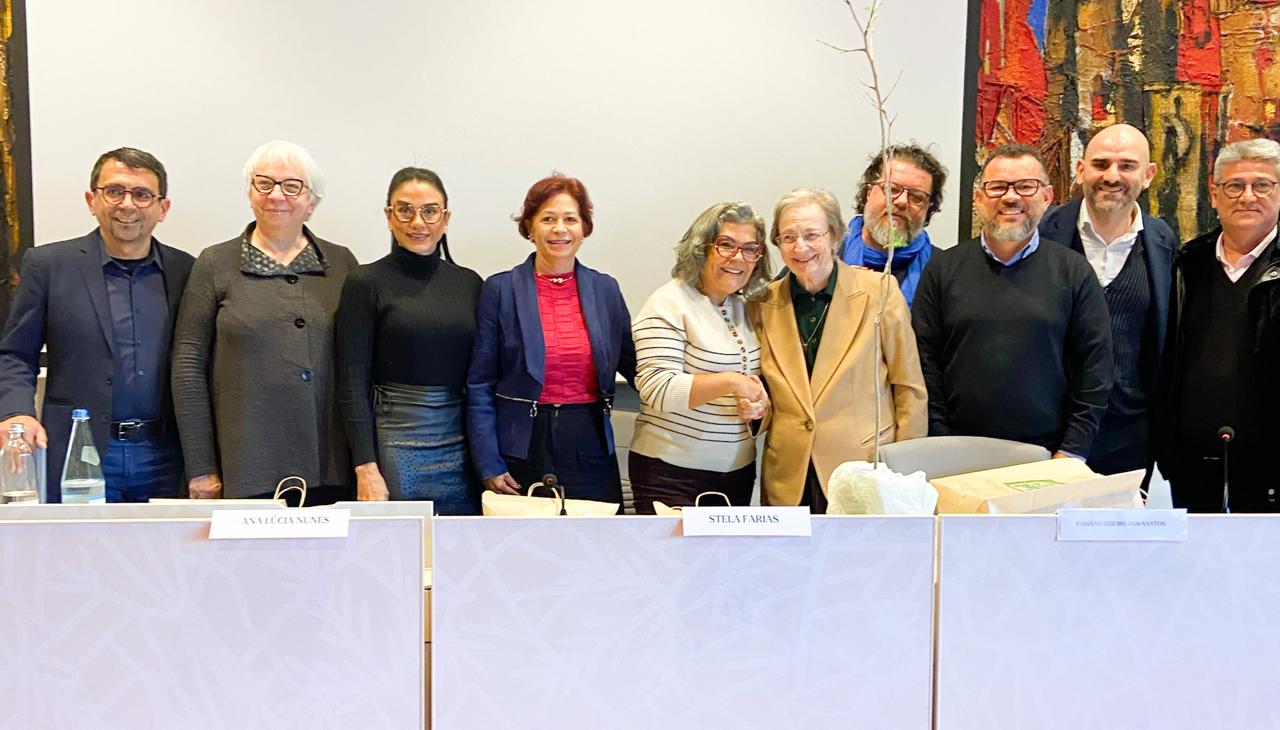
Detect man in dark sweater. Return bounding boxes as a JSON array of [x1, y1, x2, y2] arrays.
[[1155, 138, 1280, 513], [913, 143, 1113, 459], [1039, 124, 1176, 475]]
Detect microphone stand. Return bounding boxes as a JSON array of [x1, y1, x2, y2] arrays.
[[1217, 427, 1234, 514]]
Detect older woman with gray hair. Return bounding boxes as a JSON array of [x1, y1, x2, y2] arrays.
[[172, 141, 359, 505], [754, 187, 926, 513], [628, 202, 773, 513]]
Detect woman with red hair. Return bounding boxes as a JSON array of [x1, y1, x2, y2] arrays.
[[467, 174, 636, 508]]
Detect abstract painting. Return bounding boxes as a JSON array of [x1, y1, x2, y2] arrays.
[[960, 0, 1280, 242], [0, 0, 30, 328]]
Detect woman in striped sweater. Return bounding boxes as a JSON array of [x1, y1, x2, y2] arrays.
[[628, 202, 774, 513]]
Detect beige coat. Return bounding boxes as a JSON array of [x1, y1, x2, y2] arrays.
[[754, 262, 927, 506]]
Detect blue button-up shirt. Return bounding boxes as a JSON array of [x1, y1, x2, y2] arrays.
[[100, 239, 169, 421], [980, 229, 1040, 266]]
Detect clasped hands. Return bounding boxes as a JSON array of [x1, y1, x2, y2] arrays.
[[731, 373, 768, 421]]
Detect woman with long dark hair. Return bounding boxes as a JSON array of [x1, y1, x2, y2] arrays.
[[335, 167, 483, 512]]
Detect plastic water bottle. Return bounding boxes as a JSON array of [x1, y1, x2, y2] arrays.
[[60, 409, 105, 504], [0, 423, 41, 504]]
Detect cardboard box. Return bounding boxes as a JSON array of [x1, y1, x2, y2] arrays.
[[933, 460, 1143, 514]]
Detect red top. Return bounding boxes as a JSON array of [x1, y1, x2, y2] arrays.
[[536, 273, 599, 404]]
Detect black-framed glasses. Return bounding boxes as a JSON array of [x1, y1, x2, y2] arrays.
[[1217, 179, 1277, 199], [978, 179, 1048, 198], [388, 203, 447, 224], [710, 238, 763, 263], [251, 174, 307, 197], [94, 185, 160, 208], [873, 181, 931, 208], [774, 230, 830, 247]]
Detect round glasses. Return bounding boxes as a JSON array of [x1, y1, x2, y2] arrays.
[[251, 175, 307, 197], [388, 203, 447, 224], [95, 185, 160, 208], [978, 179, 1048, 198], [710, 238, 763, 263], [873, 181, 931, 208], [1217, 179, 1277, 199]]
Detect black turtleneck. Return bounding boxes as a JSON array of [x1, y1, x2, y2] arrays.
[[335, 244, 484, 464]]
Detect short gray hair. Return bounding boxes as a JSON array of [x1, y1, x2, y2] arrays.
[[242, 140, 327, 202], [671, 202, 773, 301], [770, 187, 846, 258], [1214, 138, 1280, 181]]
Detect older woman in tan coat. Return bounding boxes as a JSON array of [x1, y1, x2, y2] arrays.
[[754, 187, 927, 512]]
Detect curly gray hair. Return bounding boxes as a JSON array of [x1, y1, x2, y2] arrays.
[[671, 202, 774, 301]]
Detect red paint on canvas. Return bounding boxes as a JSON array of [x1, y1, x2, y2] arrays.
[[974, 0, 1047, 146], [1176, 0, 1221, 87]]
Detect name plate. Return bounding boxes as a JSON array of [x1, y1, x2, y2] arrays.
[[682, 507, 811, 537], [1056, 508, 1187, 542], [209, 509, 350, 540]]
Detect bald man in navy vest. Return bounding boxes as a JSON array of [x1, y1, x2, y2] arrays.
[[1039, 124, 1176, 475]]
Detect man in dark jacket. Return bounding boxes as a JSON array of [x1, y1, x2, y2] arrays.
[[0, 148, 194, 502], [1039, 124, 1176, 475], [1156, 138, 1280, 512]]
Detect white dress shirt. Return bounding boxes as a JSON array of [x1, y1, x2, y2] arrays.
[[1077, 203, 1144, 287], [1216, 225, 1279, 283]]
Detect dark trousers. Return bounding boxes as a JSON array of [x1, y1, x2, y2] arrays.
[[103, 438, 183, 503], [1087, 413, 1149, 476], [797, 462, 829, 515], [628, 452, 755, 514], [504, 402, 622, 507]]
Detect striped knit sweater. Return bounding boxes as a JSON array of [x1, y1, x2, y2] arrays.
[[629, 279, 761, 472]]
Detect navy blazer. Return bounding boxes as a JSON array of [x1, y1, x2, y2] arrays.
[[0, 230, 195, 496], [1039, 198, 1176, 373], [467, 254, 637, 481]]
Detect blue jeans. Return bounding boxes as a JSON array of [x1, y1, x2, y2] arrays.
[[103, 439, 183, 503]]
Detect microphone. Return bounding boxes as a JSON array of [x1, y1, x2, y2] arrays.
[[1217, 426, 1234, 514]]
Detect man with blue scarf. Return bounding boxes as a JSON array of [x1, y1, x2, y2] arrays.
[[841, 144, 948, 308]]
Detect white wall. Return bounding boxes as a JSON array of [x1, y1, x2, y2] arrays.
[[27, 0, 967, 307]]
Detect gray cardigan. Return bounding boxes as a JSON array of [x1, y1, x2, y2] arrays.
[[171, 226, 358, 498]]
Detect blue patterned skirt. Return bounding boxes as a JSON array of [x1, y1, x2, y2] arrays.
[[374, 382, 478, 515]]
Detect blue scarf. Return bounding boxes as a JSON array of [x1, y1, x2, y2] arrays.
[[840, 215, 933, 307]]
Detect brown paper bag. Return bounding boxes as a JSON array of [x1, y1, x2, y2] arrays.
[[481, 483, 620, 516]]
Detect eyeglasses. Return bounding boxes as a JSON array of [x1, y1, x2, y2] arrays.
[[774, 230, 830, 247], [873, 181, 931, 208], [978, 179, 1048, 198], [251, 174, 307, 197], [388, 203, 447, 224], [95, 185, 161, 208], [710, 238, 763, 263], [1217, 179, 1277, 199]]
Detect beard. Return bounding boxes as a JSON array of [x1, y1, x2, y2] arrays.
[[865, 212, 922, 249], [1086, 182, 1138, 214], [982, 205, 1037, 243]]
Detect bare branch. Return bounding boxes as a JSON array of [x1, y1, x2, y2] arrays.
[[826, 0, 901, 464]]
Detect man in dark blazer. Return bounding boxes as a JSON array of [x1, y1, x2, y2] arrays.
[[1039, 124, 1176, 475], [0, 148, 194, 502]]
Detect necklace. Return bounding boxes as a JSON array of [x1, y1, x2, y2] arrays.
[[800, 300, 831, 355], [537, 271, 575, 285], [713, 297, 751, 375]]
